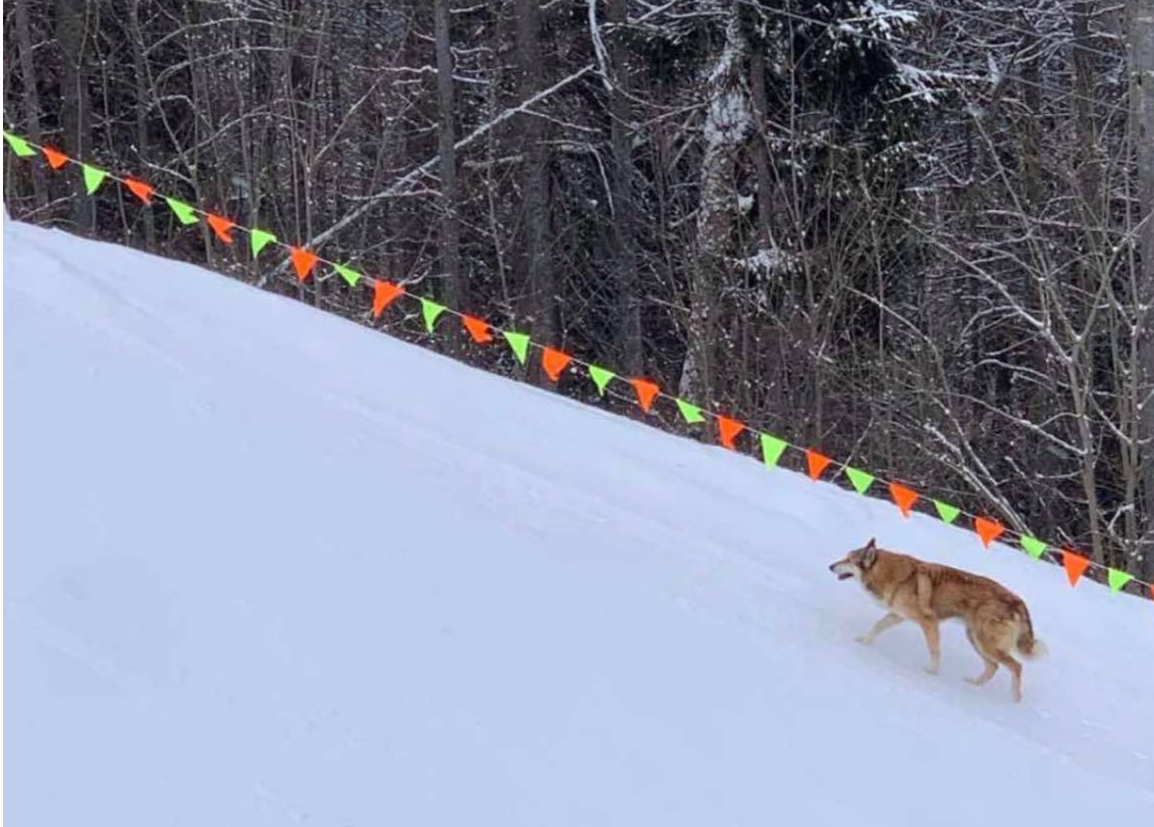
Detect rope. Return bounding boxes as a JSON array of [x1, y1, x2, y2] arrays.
[[4, 130, 1151, 601]]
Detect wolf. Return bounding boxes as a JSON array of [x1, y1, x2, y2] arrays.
[[829, 538, 1046, 702]]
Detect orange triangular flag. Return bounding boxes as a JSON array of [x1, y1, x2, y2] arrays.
[[372, 280, 404, 318], [125, 178, 154, 204], [207, 213, 235, 244], [462, 315, 492, 344], [41, 146, 68, 169], [717, 416, 745, 450], [889, 482, 918, 518], [630, 379, 660, 413], [1062, 551, 1090, 587], [541, 347, 572, 382], [974, 517, 1004, 548], [806, 449, 832, 481], [291, 247, 318, 281]]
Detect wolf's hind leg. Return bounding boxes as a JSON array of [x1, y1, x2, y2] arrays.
[[964, 628, 998, 686], [856, 612, 903, 646], [992, 650, 1023, 702], [975, 620, 1024, 702], [966, 661, 998, 686]]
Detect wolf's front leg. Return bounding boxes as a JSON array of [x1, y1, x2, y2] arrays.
[[918, 618, 942, 674], [856, 612, 903, 645]]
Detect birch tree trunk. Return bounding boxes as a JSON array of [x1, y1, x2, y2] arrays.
[[679, 12, 750, 406]]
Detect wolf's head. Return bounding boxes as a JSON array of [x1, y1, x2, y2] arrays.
[[829, 537, 879, 582]]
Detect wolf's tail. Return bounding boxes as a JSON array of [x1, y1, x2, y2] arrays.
[[1014, 604, 1047, 660]]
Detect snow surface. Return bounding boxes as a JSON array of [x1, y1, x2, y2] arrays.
[[4, 217, 1153, 824]]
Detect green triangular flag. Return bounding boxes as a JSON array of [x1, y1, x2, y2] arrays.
[[1107, 568, 1133, 593], [845, 467, 875, 495], [165, 197, 198, 226], [82, 164, 107, 195], [335, 264, 361, 287], [250, 228, 277, 258], [1019, 536, 1047, 560], [933, 501, 961, 524], [588, 365, 615, 396], [420, 298, 447, 333], [3, 131, 35, 157], [760, 433, 788, 467], [676, 399, 705, 424], [503, 331, 530, 365]]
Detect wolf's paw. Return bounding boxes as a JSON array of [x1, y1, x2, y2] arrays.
[[854, 636, 873, 646], [924, 665, 940, 676]]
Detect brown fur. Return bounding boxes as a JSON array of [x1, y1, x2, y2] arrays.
[[829, 538, 1045, 702]]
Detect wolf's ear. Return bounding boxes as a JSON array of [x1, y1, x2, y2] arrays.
[[861, 541, 878, 568], [865, 537, 876, 550]]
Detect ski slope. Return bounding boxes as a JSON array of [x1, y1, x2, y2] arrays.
[[4, 216, 1153, 825]]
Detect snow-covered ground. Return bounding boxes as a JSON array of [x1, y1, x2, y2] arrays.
[[5, 217, 1152, 824]]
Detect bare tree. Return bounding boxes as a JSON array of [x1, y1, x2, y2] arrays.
[[514, 0, 555, 382], [680, 9, 749, 406], [13, 0, 47, 212], [433, 0, 463, 321], [55, 0, 93, 230], [1130, 0, 1154, 578]]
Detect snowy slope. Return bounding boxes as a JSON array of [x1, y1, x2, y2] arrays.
[[4, 216, 1152, 825]]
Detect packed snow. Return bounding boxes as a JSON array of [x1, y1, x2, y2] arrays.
[[5, 217, 1153, 824]]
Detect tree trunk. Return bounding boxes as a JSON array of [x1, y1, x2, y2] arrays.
[[434, 0, 464, 324], [1130, 0, 1154, 579], [747, 29, 781, 418], [606, 0, 641, 376], [55, 0, 94, 231], [128, 0, 155, 250], [679, 12, 749, 406], [1072, 2, 1103, 223], [515, 0, 555, 383], [15, 0, 48, 212], [748, 43, 773, 250]]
